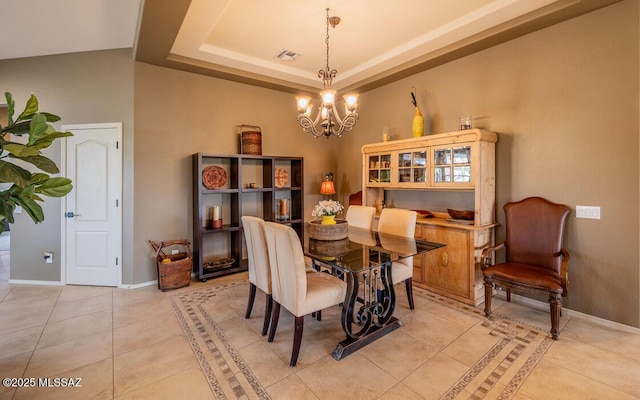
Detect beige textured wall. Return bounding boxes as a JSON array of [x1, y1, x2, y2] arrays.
[[133, 63, 335, 283], [0, 49, 134, 283], [0, 1, 637, 327], [336, 1, 639, 326]]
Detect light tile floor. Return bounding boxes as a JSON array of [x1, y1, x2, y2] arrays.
[[0, 250, 639, 399]]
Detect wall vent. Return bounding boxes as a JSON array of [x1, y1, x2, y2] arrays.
[[276, 50, 300, 61]]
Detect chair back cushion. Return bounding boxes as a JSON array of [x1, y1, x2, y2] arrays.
[[263, 222, 308, 313], [345, 205, 377, 230], [241, 216, 271, 293], [377, 208, 417, 238], [504, 197, 570, 273], [377, 208, 417, 271]]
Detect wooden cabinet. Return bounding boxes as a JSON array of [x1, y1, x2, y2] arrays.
[[414, 222, 493, 304], [192, 153, 303, 281], [362, 129, 497, 305]]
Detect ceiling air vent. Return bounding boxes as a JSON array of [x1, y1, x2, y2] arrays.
[[276, 50, 300, 62]]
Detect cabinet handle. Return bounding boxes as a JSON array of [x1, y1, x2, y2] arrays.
[[440, 252, 449, 266]]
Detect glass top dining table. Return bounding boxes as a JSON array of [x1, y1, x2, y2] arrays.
[[303, 225, 445, 360]]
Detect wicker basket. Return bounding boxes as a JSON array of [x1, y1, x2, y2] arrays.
[[308, 219, 348, 240], [148, 240, 192, 292], [239, 125, 262, 155]]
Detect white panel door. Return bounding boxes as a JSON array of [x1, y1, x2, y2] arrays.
[[63, 123, 122, 286]]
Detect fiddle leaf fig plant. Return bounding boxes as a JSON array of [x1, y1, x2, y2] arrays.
[[0, 92, 73, 230]]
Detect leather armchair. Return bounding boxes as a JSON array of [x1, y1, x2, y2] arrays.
[[481, 197, 570, 339]]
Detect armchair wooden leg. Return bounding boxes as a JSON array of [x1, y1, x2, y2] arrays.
[[268, 302, 281, 343], [483, 281, 493, 317], [291, 316, 304, 367], [506, 288, 511, 302], [261, 294, 273, 336], [245, 283, 257, 319], [405, 278, 415, 310], [549, 293, 562, 340], [316, 310, 322, 321]]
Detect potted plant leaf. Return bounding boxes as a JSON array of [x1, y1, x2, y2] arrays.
[[0, 92, 73, 231]]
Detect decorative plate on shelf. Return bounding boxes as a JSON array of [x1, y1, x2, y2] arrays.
[[202, 166, 227, 189], [275, 168, 288, 188]]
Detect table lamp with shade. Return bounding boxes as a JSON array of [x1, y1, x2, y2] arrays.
[[320, 172, 336, 197]]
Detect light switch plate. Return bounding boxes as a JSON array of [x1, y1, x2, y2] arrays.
[[576, 205, 600, 219]]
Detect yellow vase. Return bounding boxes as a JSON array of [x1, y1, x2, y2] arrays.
[[321, 215, 337, 225], [412, 107, 424, 138]]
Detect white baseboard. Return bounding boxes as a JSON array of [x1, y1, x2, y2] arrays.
[[7, 278, 162, 291], [498, 291, 640, 334], [117, 272, 199, 289], [118, 280, 157, 290], [8, 279, 64, 286]]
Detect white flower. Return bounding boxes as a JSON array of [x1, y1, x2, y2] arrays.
[[311, 200, 344, 218]]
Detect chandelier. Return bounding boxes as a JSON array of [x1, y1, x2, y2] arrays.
[[295, 9, 359, 138]]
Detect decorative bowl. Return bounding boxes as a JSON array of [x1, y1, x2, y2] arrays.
[[414, 209, 434, 218], [447, 209, 475, 220]]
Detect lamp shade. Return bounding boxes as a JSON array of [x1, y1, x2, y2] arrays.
[[320, 180, 336, 195]]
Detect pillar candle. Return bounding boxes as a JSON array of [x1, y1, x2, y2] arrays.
[[213, 205, 220, 221]]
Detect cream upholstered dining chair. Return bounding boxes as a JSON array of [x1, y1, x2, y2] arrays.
[[376, 208, 418, 310], [241, 216, 272, 336], [263, 222, 347, 367], [345, 205, 377, 230]]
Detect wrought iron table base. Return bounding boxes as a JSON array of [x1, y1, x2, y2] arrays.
[[318, 260, 400, 360]]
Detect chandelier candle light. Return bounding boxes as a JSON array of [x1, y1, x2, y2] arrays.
[[295, 8, 359, 138]]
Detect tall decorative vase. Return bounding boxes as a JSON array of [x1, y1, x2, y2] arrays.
[[321, 215, 337, 225], [412, 107, 424, 138], [413, 107, 424, 137]]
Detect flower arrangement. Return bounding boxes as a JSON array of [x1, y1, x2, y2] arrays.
[[311, 199, 344, 218]]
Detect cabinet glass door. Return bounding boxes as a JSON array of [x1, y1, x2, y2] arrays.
[[368, 153, 392, 185], [398, 150, 427, 184], [433, 145, 472, 184], [434, 148, 451, 183], [453, 146, 471, 183]]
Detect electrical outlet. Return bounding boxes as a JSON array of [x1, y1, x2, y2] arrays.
[[576, 205, 601, 219]]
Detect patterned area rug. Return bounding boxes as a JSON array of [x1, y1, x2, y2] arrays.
[[167, 280, 554, 400]]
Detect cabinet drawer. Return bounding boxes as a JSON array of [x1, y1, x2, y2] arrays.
[[422, 226, 471, 298]]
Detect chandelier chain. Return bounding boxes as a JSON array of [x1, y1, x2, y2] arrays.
[[325, 9, 330, 74]]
